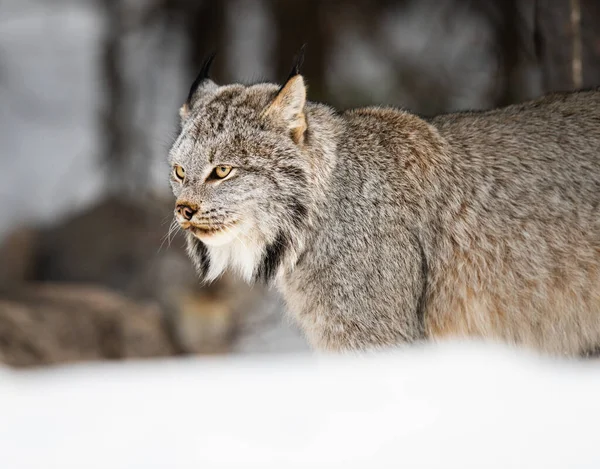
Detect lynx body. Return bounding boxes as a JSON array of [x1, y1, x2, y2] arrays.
[[168, 57, 600, 355]]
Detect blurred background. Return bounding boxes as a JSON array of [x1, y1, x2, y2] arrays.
[[1, 0, 599, 367]]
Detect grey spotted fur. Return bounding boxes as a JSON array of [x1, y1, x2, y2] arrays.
[[168, 66, 600, 355]]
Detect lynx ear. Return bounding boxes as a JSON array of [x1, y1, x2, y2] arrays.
[[263, 75, 307, 144], [262, 45, 307, 144], [180, 52, 218, 122]]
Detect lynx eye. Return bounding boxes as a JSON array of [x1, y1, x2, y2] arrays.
[[213, 165, 232, 179], [173, 165, 185, 181]]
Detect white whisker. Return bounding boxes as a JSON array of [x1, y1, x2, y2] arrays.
[[159, 218, 180, 253]]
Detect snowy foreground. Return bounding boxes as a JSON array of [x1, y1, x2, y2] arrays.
[[1, 342, 599, 469]]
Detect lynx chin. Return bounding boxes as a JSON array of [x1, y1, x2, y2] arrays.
[[168, 51, 600, 356]]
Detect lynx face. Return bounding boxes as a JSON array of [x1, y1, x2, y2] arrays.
[[168, 63, 312, 284]]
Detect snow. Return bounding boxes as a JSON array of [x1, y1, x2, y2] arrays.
[[1, 341, 599, 469]]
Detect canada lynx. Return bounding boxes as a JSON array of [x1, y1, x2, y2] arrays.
[[168, 52, 600, 356]]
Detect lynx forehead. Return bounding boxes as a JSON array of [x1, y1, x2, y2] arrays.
[[168, 52, 600, 356]]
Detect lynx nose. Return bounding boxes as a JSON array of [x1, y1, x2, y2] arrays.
[[176, 203, 196, 221]]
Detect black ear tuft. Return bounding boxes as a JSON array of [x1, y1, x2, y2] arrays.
[[186, 52, 217, 104], [284, 44, 307, 83]]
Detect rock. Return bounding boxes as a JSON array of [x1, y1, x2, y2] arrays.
[[0, 283, 176, 368]]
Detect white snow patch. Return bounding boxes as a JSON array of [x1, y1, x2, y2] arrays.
[[1, 341, 599, 469]]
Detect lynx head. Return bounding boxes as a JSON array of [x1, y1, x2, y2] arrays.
[[168, 49, 335, 284]]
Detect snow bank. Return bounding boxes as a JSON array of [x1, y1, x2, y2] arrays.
[[1, 342, 598, 469]]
